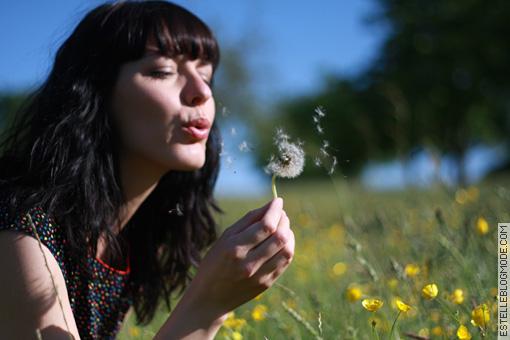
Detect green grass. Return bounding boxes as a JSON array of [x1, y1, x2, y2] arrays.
[[118, 175, 506, 339]]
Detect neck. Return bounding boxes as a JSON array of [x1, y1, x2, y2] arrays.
[[116, 150, 167, 232]]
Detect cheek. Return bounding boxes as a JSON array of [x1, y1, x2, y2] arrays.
[[112, 78, 181, 151]]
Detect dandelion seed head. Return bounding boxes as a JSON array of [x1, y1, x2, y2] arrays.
[[265, 129, 305, 178], [274, 127, 290, 142], [314, 156, 322, 167]]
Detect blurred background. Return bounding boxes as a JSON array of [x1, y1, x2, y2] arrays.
[[1, 0, 508, 197]]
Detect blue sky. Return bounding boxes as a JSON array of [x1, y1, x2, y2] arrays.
[[0, 0, 384, 94]]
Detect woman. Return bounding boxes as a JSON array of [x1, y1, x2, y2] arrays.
[[0, 1, 295, 339]]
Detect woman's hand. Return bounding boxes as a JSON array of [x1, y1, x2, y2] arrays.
[[154, 198, 294, 339], [186, 197, 294, 318]]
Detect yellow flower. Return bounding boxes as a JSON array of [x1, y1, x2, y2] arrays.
[[396, 298, 411, 312], [466, 186, 479, 202], [471, 303, 490, 328], [456, 325, 471, 340], [332, 262, 347, 276], [404, 263, 421, 277], [387, 278, 399, 290], [362, 298, 384, 312], [231, 331, 243, 340], [128, 326, 141, 337], [455, 189, 468, 204], [432, 326, 443, 336], [251, 304, 268, 321], [346, 286, 362, 302], [422, 283, 439, 300], [418, 328, 429, 337], [476, 217, 489, 235], [450, 289, 465, 304], [223, 312, 247, 331]]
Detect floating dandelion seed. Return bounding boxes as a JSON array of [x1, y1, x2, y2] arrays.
[[221, 106, 230, 117], [238, 140, 252, 152], [168, 203, 184, 216], [314, 106, 326, 117], [264, 128, 305, 198], [230, 127, 237, 136]]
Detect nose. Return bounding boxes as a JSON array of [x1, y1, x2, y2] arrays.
[[181, 72, 212, 107]]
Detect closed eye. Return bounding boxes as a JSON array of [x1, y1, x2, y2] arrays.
[[150, 70, 175, 79]]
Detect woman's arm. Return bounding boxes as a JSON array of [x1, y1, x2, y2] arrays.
[[0, 231, 81, 339], [152, 290, 228, 340]]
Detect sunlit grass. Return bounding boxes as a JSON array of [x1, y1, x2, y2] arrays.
[[118, 175, 507, 339]]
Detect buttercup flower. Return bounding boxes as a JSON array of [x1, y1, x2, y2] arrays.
[[471, 303, 490, 328], [451, 289, 465, 304], [251, 304, 268, 321], [395, 298, 411, 312], [422, 283, 439, 300], [346, 286, 363, 302], [476, 217, 489, 235], [404, 263, 420, 277], [456, 324, 471, 340], [362, 298, 384, 312]]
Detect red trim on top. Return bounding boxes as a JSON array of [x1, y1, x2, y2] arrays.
[[95, 255, 131, 275]]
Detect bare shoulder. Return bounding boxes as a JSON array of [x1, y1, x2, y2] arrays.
[[0, 230, 81, 339]]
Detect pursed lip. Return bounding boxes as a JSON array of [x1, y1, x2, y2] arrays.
[[181, 117, 211, 140]]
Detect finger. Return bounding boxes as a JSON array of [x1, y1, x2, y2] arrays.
[[225, 198, 282, 237], [253, 228, 295, 285], [244, 211, 290, 265], [232, 198, 284, 249]]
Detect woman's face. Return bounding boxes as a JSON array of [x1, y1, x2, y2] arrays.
[[110, 41, 215, 173]]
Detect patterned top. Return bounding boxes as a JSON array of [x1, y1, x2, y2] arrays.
[[0, 202, 133, 339]]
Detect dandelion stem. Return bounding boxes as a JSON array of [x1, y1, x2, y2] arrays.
[[388, 310, 402, 340], [271, 174, 278, 198]]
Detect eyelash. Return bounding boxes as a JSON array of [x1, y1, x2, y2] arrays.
[[150, 71, 175, 79], [150, 70, 212, 86]]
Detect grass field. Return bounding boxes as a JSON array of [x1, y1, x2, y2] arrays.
[[118, 175, 506, 339]]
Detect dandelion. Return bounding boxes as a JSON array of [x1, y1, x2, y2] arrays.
[[476, 217, 489, 235], [450, 288, 465, 304], [362, 298, 384, 312], [251, 304, 268, 321], [422, 283, 439, 300], [456, 324, 471, 340], [346, 286, 362, 302], [264, 128, 305, 198], [471, 303, 490, 328]]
